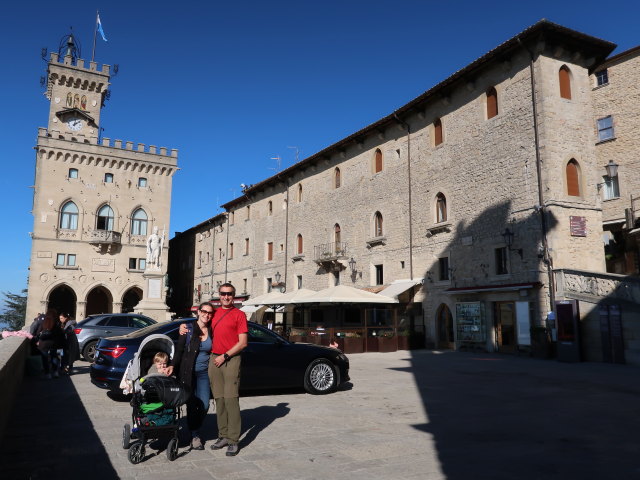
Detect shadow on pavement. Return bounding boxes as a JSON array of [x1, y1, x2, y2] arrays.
[[0, 372, 119, 479], [240, 401, 290, 448], [404, 350, 640, 480]]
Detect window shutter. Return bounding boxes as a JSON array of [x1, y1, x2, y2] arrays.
[[559, 67, 572, 100], [434, 119, 443, 146], [487, 88, 498, 119], [566, 160, 580, 196]]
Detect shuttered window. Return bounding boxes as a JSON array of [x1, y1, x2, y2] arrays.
[[334, 168, 341, 188], [559, 66, 572, 100], [487, 87, 498, 119], [267, 242, 273, 261], [566, 160, 580, 196], [374, 149, 383, 173], [434, 118, 443, 146], [297, 234, 303, 254]]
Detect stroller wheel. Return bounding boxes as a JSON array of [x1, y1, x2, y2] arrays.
[[122, 423, 131, 449], [127, 442, 145, 464], [166, 437, 179, 461]]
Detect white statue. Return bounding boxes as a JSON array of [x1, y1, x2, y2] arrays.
[[146, 226, 164, 270]]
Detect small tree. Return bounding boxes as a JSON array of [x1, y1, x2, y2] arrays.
[[0, 289, 28, 331]]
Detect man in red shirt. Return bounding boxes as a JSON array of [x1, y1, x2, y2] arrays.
[[208, 283, 248, 456]]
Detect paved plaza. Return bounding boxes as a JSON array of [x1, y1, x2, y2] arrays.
[[1, 350, 639, 480]]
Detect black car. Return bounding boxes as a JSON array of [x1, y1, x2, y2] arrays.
[[90, 319, 350, 395], [75, 313, 157, 362]]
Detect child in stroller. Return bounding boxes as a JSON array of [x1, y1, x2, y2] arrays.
[[121, 334, 190, 464]]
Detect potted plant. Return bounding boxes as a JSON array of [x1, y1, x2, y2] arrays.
[[342, 332, 364, 354], [378, 330, 397, 352]]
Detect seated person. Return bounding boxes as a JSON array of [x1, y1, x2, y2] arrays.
[[147, 352, 170, 376]]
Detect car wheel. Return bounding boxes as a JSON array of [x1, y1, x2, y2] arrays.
[[127, 442, 145, 464], [304, 358, 338, 394], [166, 437, 178, 461], [122, 423, 131, 449], [82, 340, 98, 362]]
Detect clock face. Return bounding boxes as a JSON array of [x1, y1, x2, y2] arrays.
[[67, 118, 83, 131]]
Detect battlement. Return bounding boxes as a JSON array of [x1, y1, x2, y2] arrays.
[[49, 52, 110, 76], [38, 127, 178, 158]]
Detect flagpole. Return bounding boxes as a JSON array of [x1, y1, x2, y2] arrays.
[[91, 10, 98, 62]]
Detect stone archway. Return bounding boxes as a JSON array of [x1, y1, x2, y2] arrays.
[[86, 286, 113, 316], [48, 284, 77, 319], [121, 287, 143, 313], [436, 304, 454, 350]]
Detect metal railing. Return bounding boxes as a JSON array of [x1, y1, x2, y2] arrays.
[[88, 230, 122, 244], [313, 242, 348, 263]]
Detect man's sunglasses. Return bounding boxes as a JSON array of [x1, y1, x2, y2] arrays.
[[219, 291, 234, 296]]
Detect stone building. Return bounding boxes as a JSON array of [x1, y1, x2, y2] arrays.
[[26, 36, 178, 323], [170, 21, 633, 355]]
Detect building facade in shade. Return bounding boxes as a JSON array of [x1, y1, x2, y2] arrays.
[[26, 36, 178, 323], [169, 21, 632, 353]]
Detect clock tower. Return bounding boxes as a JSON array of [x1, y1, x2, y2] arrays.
[[45, 34, 108, 142], [26, 33, 178, 328]]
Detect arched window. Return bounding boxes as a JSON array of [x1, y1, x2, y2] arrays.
[[436, 193, 447, 223], [297, 234, 303, 254], [374, 149, 383, 173], [59, 201, 78, 230], [559, 66, 572, 100], [131, 208, 148, 236], [97, 204, 114, 230], [297, 184, 303, 202], [334, 167, 341, 188], [267, 201, 273, 216], [434, 118, 443, 146], [486, 87, 498, 119], [334, 224, 341, 254], [374, 212, 383, 237], [566, 159, 580, 196]]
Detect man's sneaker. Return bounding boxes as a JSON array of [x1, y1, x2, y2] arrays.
[[210, 437, 228, 450], [191, 436, 204, 450], [226, 444, 239, 456]]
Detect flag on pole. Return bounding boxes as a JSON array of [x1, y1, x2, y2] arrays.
[[97, 14, 108, 42]]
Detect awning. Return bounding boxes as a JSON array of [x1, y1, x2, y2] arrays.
[[240, 305, 266, 314], [378, 279, 423, 299], [295, 285, 398, 304], [444, 282, 540, 295]]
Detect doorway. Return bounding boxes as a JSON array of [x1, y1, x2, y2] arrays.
[[48, 284, 77, 319], [494, 302, 516, 353], [122, 287, 143, 312], [86, 286, 113, 316], [436, 304, 454, 349]]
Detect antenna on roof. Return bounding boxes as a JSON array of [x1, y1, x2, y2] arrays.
[[269, 155, 281, 173], [287, 146, 300, 165]]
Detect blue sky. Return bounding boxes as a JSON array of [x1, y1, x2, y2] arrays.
[[1, 0, 639, 299]]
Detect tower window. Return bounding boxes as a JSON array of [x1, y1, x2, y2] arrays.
[[297, 234, 303, 255], [434, 118, 443, 146], [374, 149, 383, 173], [559, 66, 572, 100], [96, 205, 114, 230], [59, 201, 79, 230], [596, 69, 609, 87], [436, 193, 447, 223], [334, 168, 341, 188], [130, 208, 148, 236], [138, 177, 147, 187], [104, 173, 114, 183], [68, 168, 78, 179], [597, 116, 615, 142], [566, 159, 581, 197], [374, 212, 383, 237], [486, 87, 498, 119], [495, 247, 508, 275], [267, 201, 273, 216], [375, 264, 384, 285]]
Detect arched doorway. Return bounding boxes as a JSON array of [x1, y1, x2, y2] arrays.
[[436, 304, 454, 349], [48, 284, 77, 319], [121, 287, 143, 313], [86, 286, 113, 316]]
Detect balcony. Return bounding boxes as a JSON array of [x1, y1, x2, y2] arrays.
[[314, 242, 348, 267], [88, 230, 121, 245]]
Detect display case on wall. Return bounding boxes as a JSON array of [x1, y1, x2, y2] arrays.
[[455, 302, 486, 350]]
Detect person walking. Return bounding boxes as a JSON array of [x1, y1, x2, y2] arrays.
[[171, 302, 214, 450], [59, 312, 79, 375], [208, 283, 247, 456]]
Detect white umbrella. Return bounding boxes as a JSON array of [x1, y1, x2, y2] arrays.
[[294, 284, 398, 304], [260, 288, 317, 305], [243, 290, 286, 306]]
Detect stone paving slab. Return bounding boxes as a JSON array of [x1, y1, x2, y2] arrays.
[[2, 350, 640, 479]]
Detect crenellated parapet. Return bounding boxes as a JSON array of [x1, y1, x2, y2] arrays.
[[36, 127, 178, 175], [45, 52, 110, 99]]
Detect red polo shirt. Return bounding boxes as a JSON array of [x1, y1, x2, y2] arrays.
[[210, 307, 248, 354]]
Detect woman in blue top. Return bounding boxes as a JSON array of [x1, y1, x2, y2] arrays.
[[171, 302, 214, 450]]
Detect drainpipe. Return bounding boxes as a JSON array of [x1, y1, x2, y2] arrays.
[[224, 212, 230, 283], [210, 218, 216, 296], [274, 174, 290, 292], [393, 113, 414, 281], [517, 37, 556, 319]]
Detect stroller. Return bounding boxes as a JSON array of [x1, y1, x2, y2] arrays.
[[121, 334, 190, 464]]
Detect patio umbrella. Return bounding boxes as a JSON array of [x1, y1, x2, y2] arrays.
[[243, 290, 286, 306], [294, 285, 398, 304], [260, 288, 317, 305]]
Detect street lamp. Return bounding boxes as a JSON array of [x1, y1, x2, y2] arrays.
[[598, 160, 620, 190], [501, 228, 523, 259]]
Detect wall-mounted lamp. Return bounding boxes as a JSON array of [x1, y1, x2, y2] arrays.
[[501, 228, 524, 259], [348, 257, 357, 273], [426, 270, 433, 283], [274, 271, 282, 284], [273, 271, 286, 292], [597, 160, 619, 189]]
